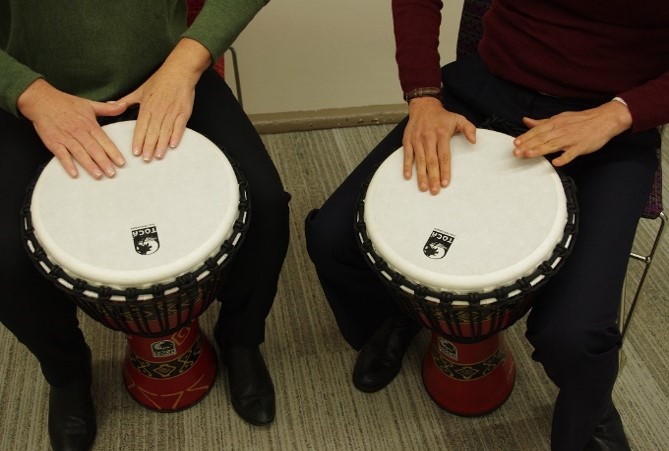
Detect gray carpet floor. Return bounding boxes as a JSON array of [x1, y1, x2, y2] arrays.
[[1, 124, 667, 450]]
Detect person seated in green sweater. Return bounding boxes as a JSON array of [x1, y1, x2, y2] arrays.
[[1, 1, 288, 449]]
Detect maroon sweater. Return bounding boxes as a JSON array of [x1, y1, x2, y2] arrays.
[[392, 0, 669, 132]]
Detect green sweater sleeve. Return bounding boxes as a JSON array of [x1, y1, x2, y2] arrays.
[[0, 50, 43, 117], [182, 0, 269, 64]]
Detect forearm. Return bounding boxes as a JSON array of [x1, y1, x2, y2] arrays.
[[392, 0, 443, 97]]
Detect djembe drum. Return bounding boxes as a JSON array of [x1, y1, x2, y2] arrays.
[[21, 121, 250, 412], [355, 129, 578, 416]]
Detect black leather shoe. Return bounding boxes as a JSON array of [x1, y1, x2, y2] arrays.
[[352, 315, 421, 393], [584, 400, 631, 451], [214, 329, 275, 425], [48, 358, 96, 451]]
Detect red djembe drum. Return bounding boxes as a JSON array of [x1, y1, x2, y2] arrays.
[[355, 129, 578, 416], [21, 120, 250, 412]]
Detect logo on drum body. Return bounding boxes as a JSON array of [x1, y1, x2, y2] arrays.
[[423, 228, 455, 259], [151, 340, 177, 358], [131, 224, 160, 255]]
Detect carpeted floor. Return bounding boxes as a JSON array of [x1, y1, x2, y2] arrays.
[[0, 124, 667, 450]]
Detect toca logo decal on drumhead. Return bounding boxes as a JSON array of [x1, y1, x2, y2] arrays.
[[423, 228, 455, 259], [132, 224, 160, 255]]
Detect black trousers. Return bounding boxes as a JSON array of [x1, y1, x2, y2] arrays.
[[0, 69, 290, 387], [305, 56, 659, 451]]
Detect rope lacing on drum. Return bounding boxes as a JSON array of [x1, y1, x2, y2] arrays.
[[71, 277, 87, 293], [97, 286, 113, 300], [124, 288, 139, 301]]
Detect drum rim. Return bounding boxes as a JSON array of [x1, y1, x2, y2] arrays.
[[354, 137, 579, 308], [20, 146, 251, 304]]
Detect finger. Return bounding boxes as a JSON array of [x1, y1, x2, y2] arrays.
[[116, 90, 141, 108], [402, 143, 415, 180], [423, 135, 441, 194], [132, 110, 149, 156], [413, 143, 429, 192], [154, 116, 174, 160], [50, 143, 79, 178], [91, 100, 127, 117], [437, 137, 451, 188], [64, 140, 104, 179], [522, 116, 543, 128], [461, 120, 477, 144], [169, 112, 189, 149], [75, 132, 118, 177], [89, 127, 126, 167], [141, 119, 161, 161]]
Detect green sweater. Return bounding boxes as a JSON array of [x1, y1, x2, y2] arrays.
[[0, 0, 268, 116]]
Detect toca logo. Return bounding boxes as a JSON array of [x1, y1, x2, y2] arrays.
[[423, 228, 455, 259], [131, 224, 160, 255], [150, 340, 176, 358]]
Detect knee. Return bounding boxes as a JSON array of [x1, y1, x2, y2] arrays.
[[305, 208, 342, 268], [526, 318, 620, 378]]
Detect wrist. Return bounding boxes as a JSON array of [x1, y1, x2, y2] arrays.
[[17, 78, 51, 120], [404, 87, 442, 103], [607, 98, 633, 132], [164, 38, 212, 81]]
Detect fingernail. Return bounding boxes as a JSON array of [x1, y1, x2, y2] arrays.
[[117, 157, 126, 166], [106, 168, 116, 177], [441, 178, 449, 187], [133, 147, 141, 156]]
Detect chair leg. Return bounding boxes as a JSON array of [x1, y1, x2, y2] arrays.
[[227, 47, 243, 108], [620, 211, 667, 343]]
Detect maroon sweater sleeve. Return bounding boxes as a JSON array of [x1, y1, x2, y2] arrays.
[[619, 71, 669, 133], [392, 0, 443, 98]]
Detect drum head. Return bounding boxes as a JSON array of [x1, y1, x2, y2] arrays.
[[362, 129, 567, 293], [29, 121, 240, 288]]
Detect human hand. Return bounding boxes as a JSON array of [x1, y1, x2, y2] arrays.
[[513, 100, 633, 167], [116, 38, 211, 161], [17, 79, 128, 179], [402, 97, 477, 194]]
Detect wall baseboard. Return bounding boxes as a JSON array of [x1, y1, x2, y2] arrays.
[[249, 104, 407, 134]]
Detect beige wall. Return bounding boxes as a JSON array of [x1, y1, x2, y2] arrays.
[[225, 0, 465, 117]]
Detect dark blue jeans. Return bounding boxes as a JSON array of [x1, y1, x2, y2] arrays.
[[0, 69, 290, 386], [305, 55, 659, 450]]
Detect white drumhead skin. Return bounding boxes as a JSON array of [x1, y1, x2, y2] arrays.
[[363, 129, 567, 293], [30, 120, 240, 288]]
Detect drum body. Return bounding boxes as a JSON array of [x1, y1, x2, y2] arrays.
[[355, 129, 577, 416], [22, 121, 250, 411]]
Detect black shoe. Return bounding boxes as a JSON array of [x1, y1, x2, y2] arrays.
[[214, 329, 275, 425], [352, 315, 421, 393], [48, 356, 96, 451], [584, 400, 631, 451]]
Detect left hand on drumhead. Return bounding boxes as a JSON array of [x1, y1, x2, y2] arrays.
[[403, 97, 477, 195], [512, 100, 633, 166], [115, 38, 211, 161]]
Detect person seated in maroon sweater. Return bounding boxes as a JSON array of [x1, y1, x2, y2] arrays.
[[305, 1, 669, 450]]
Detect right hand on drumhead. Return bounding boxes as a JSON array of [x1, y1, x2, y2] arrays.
[[403, 97, 476, 194], [17, 79, 128, 179]]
